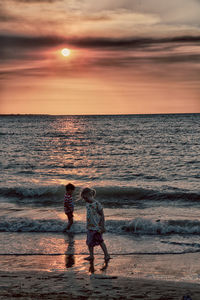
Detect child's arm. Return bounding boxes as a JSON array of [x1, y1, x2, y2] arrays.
[[97, 206, 106, 233]]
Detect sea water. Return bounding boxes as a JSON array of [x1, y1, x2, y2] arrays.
[[0, 114, 200, 278]]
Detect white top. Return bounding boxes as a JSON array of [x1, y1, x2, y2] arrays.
[[86, 200, 103, 231]]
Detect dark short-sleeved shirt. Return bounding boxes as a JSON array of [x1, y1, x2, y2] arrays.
[[64, 193, 74, 214]]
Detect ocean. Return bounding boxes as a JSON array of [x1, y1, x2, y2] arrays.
[[0, 114, 200, 280]]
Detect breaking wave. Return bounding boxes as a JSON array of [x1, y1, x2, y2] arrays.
[[1, 217, 200, 236], [0, 185, 200, 207]]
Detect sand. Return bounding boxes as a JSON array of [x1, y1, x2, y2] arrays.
[[0, 269, 200, 299], [0, 254, 200, 299]]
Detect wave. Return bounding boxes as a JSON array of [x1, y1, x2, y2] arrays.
[[94, 186, 200, 205], [1, 217, 200, 236], [0, 186, 65, 205], [121, 218, 200, 235], [0, 185, 199, 206], [0, 217, 85, 233]]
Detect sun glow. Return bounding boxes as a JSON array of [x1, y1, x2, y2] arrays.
[[61, 48, 71, 57]]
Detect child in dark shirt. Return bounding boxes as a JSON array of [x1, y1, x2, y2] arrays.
[[64, 183, 75, 231]]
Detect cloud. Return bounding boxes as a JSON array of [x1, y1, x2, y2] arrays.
[[1, 0, 200, 39], [67, 35, 200, 49], [0, 3, 20, 22], [0, 13, 19, 22], [1, 33, 200, 51], [0, 34, 64, 60], [0, 34, 64, 49], [0, 32, 200, 83], [81, 0, 200, 25], [1, 33, 200, 70]]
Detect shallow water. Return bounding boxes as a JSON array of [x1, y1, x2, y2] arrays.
[[0, 114, 200, 281], [1, 233, 200, 283]]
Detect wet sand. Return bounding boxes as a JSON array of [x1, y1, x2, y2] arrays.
[[0, 254, 200, 299], [0, 269, 200, 299]]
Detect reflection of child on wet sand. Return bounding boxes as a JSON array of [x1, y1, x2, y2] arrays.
[[65, 233, 75, 268], [81, 187, 110, 262], [64, 183, 75, 231]]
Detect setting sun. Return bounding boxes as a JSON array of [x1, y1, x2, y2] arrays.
[[61, 48, 71, 57]]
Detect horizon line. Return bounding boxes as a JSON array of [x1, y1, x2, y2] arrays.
[[0, 112, 199, 117]]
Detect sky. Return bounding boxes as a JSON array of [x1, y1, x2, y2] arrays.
[[0, 0, 200, 115]]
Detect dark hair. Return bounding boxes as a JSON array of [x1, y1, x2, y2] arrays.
[[66, 183, 75, 191]]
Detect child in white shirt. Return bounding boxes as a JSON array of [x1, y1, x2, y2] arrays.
[[81, 187, 110, 262]]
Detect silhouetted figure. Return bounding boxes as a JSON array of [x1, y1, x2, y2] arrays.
[[64, 232, 75, 268], [63, 183, 75, 231]]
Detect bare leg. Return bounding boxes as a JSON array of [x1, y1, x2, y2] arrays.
[[89, 246, 94, 259], [84, 246, 94, 261], [67, 218, 73, 230], [100, 242, 110, 260]]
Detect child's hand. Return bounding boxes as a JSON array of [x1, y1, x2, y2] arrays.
[[100, 227, 106, 233]]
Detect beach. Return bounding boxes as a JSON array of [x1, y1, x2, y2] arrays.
[[1, 253, 200, 299], [1, 271, 200, 300], [0, 256, 200, 300]]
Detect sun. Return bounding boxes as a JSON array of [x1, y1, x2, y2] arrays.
[[61, 48, 71, 57]]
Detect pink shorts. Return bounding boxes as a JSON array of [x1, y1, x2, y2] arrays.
[[86, 230, 103, 247]]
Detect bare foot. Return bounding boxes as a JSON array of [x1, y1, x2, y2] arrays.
[[104, 255, 111, 262], [84, 256, 94, 261]]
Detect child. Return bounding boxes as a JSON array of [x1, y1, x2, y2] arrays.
[[64, 183, 75, 231], [81, 187, 110, 262]]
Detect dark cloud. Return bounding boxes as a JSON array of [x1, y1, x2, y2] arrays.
[[0, 34, 64, 49], [67, 35, 200, 49], [1, 33, 200, 52], [1, 33, 200, 64], [0, 33, 200, 80], [0, 34, 65, 61]]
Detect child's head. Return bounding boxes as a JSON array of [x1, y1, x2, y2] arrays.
[[81, 187, 96, 202], [66, 183, 75, 195]]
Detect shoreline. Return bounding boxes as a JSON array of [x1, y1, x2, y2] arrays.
[[1, 252, 200, 282], [0, 253, 200, 299]]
